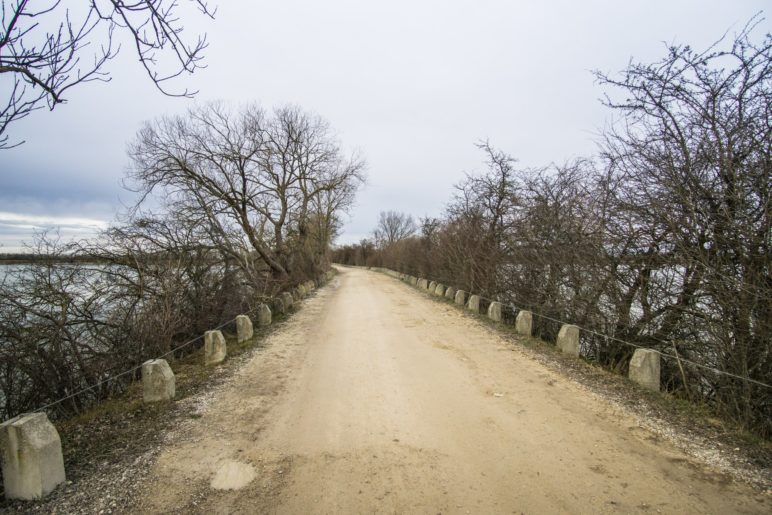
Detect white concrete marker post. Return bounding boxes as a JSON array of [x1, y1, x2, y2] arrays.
[[455, 290, 467, 306], [236, 315, 253, 343], [435, 284, 446, 296], [488, 301, 502, 322], [204, 330, 227, 365], [280, 292, 294, 313], [142, 359, 176, 403], [557, 324, 580, 356], [445, 286, 456, 300], [0, 413, 66, 500], [257, 304, 272, 327], [629, 349, 661, 391], [466, 295, 480, 313], [515, 310, 533, 336]]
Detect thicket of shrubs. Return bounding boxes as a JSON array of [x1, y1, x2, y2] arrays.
[[334, 25, 771, 437]]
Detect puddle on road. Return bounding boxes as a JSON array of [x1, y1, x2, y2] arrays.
[[210, 460, 257, 490]]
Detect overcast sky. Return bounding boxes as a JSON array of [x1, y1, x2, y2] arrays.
[[1, 1, 769, 251]]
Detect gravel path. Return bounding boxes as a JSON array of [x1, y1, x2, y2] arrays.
[[131, 266, 770, 514]]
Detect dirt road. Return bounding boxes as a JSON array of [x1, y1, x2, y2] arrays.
[[138, 267, 769, 514]]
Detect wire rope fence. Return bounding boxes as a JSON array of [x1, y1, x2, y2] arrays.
[[4, 272, 336, 424], [379, 267, 772, 391]]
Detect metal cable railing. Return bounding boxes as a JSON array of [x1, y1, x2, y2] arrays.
[[386, 269, 772, 390], [18, 274, 333, 421]]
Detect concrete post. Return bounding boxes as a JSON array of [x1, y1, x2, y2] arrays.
[[142, 359, 175, 402], [428, 281, 437, 292], [557, 324, 580, 356], [444, 286, 456, 300], [515, 310, 533, 336], [204, 330, 227, 365], [257, 304, 272, 327], [411, 277, 418, 286], [488, 301, 502, 322], [466, 295, 480, 313], [280, 292, 294, 313], [434, 283, 446, 296], [418, 278, 428, 289], [455, 290, 467, 306], [0, 413, 66, 500], [236, 315, 253, 343], [629, 349, 661, 391]]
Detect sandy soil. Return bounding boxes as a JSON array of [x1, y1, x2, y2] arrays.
[[136, 267, 770, 514]]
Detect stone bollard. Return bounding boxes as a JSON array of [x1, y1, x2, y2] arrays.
[[488, 301, 502, 322], [455, 290, 467, 306], [0, 413, 66, 500], [142, 359, 175, 402], [466, 295, 480, 313], [236, 315, 253, 343], [280, 292, 294, 313], [418, 278, 428, 289], [557, 324, 580, 356], [428, 281, 437, 292], [204, 330, 227, 365], [444, 286, 456, 300], [629, 349, 661, 391], [435, 283, 446, 296], [257, 304, 272, 327], [515, 310, 533, 336]]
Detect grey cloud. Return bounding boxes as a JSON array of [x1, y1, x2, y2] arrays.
[[2, 0, 768, 250]]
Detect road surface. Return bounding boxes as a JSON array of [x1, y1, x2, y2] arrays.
[[138, 266, 768, 514]]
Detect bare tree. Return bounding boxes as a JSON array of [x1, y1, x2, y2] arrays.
[[0, 0, 215, 149], [127, 102, 365, 288], [596, 15, 772, 430], [373, 211, 416, 247]]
